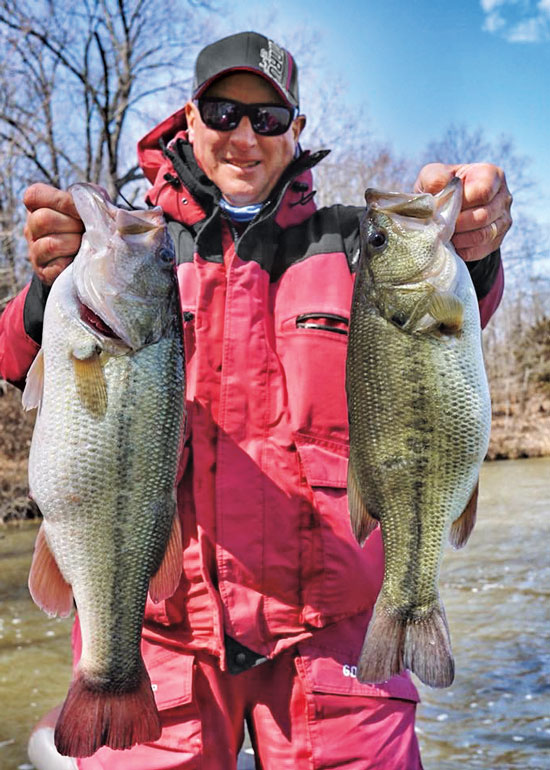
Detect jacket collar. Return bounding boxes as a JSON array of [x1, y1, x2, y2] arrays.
[[137, 107, 329, 231]]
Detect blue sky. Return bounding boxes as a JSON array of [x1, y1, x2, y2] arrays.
[[225, 0, 550, 227]]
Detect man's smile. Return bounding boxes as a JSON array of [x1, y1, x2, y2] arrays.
[[224, 159, 261, 169]]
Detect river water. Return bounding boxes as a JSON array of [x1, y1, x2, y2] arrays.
[[0, 457, 548, 769]]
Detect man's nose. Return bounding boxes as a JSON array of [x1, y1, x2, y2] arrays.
[[229, 115, 257, 146]]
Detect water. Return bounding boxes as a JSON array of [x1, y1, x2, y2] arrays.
[[416, 457, 550, 769], [0, 458, 548, 769]]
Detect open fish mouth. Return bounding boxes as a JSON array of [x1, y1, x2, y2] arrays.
[[79, 302, 120, 339]]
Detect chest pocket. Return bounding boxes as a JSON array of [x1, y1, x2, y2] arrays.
[[295, 313, 349, 335], [276, 308, 350, 442]]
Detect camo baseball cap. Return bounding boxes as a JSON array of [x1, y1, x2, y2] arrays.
[[192, 31, 299, 109]]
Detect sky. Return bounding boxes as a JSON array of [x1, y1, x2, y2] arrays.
[[225, 0, 550, 228]]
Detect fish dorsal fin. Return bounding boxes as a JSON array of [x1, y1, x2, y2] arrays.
[[449, 481, 479, 549], [72, 350, 108, 417], [28, 523, 73, 617], [148, 513, 183, 603], [22, 350, 45, 411], [347, 461, 379, 546], [428, 291, 464, 334]]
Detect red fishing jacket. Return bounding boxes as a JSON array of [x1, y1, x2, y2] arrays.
[[0, 108, 504, 699]]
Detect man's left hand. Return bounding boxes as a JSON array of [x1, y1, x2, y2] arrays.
[[414, 162, 513, 262]]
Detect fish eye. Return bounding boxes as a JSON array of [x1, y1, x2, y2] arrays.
[[158, 246, 174, 263], [368, 230, 387, 250]]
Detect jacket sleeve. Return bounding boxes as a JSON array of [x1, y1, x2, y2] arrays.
[[0, 275, 50, 387], [466, 249, 504, 329]]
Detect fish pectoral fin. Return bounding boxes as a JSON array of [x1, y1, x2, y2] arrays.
[[72, 350, 107, 417], [427, 291, 464, 334], [22, 350, 45, 411], [28, 523, 73, 618], [149, 513, 183, 603], [347, 462, 379, 546], [449, 481, 479, 549]]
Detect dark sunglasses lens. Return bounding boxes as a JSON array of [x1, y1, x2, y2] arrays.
[[199, 100, 240, 131], [251, 106, 292, 135], [199, 100, 293, 136]]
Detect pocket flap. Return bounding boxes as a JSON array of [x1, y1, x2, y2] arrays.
[[294, 432, 349, 488], [144, 643, 194, 710], [297, 642, 419, 702]]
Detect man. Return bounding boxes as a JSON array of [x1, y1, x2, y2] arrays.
[[1, 31, 510, 770]]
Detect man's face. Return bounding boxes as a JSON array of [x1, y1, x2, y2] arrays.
[[185, 73, 305, 206]]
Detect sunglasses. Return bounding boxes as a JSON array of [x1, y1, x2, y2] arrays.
[[195, 97, 298, 136]]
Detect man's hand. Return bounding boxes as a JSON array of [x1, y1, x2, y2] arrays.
[[24, 183, 85, 285], [414, 163, 512, 262]]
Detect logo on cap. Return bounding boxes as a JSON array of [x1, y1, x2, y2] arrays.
[[259, 39, 286, 87]]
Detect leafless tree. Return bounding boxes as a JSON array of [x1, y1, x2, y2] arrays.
[[0, 0, 221, 289], [0, 0, 218, 200]]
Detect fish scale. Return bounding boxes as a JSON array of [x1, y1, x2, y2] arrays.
[[346, 178, 491, 688]]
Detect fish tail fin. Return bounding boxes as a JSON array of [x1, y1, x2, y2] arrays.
[[357, 598, 455, 688], [403, 602, 455, 687], [54, 660, 161, 757], [357, 602, 406, 685]]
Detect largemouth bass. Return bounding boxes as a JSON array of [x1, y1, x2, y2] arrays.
[[346, 177, 491, 688], [23, 184, 185, 756]]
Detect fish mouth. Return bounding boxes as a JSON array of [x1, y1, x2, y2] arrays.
[[79, 302, 120, 340]]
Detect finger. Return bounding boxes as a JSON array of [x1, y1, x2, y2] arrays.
[[35, 256, 75, 287], [25, 207, 85, 242], [455, 164, 505, 209], [413, 163, 461, 194], [29, 231, 83, 268], [23, 183, 81, 221], [453, 183, 513, 234], [452, 211, 512, 261]]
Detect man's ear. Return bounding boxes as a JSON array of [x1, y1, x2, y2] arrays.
[[184, 101, 196, 143], [292, 114, 306, 142]]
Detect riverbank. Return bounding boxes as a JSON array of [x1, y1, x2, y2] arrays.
[[1, 379, 549, 522], [486, 377, 550, 460]]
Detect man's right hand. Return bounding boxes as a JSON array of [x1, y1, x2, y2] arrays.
[[24, 183, 85, 286]]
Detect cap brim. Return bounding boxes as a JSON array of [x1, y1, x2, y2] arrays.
[[193, 66, 296, 108]]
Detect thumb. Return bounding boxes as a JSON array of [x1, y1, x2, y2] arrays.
[[414, 163, 461, 194]]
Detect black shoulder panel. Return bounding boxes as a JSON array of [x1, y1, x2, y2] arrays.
[[237, 204, 363, 282], [466, 249, 502, 299], [23, 274, 51, 345], [167, 221, 195, 265]]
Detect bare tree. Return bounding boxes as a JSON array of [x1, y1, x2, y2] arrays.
[[0, 0, 218, 199]]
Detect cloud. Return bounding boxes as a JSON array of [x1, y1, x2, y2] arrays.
[[480, 0, 550, 41]]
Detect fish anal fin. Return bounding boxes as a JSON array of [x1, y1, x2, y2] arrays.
[[149, 513, 182, 603], [22, 350, 45, 411], [347, 461, 379, 546], [449, 481, 479, 549], [29, 524, 73, 618], [72, 351, 107, 417], [428, 291, 464, 334], [54, 659, 161, 757]]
